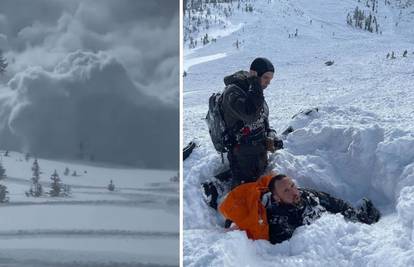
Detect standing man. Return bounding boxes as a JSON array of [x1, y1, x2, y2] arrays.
[[203, 58, 283, 209], [222, 57, 281, 188]]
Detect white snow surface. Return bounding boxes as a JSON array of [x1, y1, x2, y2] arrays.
[[0, 152, 178, 267], [184, 0, 414, 266]]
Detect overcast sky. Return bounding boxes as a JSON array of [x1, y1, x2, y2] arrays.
[[0, 0, 179, 169]]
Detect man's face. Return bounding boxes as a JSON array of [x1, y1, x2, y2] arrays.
[[273, 176, 300, 205], [260, 71, 274, 89]]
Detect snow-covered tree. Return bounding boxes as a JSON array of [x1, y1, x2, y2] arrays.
[[28, 159, 42, 197], [0, 162, 6, 179], [64, 167, 70, 176], [108, 180, 115, 191], [0, 162, 9, 202], [49, 170, 62, 197], [0, 184, 9, 203], [0, 50, 7, 74]]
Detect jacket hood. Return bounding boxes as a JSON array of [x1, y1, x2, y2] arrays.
[[223, 70, 250, 90]]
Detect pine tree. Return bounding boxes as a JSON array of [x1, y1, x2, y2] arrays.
[[0, 184, 9, 203], [64, 167, 70, 176], [28, 159, 42, 197], [108, 180, 115, 191], [0, 161, 8, 202], [0, 162, 6, 179], [49, 170, 61, 197], [0, 50, 7, 74]]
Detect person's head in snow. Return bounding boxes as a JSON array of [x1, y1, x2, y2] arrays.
[[268, 174, 300, 205], [249, 57, 274, 90]]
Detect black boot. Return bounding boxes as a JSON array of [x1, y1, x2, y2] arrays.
[[201, 181, 219, 210]]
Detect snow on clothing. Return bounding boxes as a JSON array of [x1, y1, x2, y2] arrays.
[[221, 71, 271, 187], [219, 175, 380, 244], [267, 189, 380, 244]]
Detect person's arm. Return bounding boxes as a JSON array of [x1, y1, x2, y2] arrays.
[[267, 207, 296, 244], [308, 189, 380, 224], [306, 189, 358, 221]]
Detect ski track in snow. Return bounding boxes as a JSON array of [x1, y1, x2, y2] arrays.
[[0, 229, 178, 239], [184, 0, 414, 266], [184, 53, 227, 72]]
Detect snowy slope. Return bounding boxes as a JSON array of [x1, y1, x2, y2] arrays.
[[184, 0, 414, 266], [0, 151, 178, 267]]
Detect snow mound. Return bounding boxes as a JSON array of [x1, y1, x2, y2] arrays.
[[273, 106, 414, 206], [184, 106, 414, 266]]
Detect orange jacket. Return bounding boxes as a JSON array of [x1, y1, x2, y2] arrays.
[[219, 174, 274, 241]]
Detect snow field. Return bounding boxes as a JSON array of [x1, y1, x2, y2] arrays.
[[0, 152, 178, 266]]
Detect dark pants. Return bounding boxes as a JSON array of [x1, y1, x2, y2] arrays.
[[227, 143, 268, 188]]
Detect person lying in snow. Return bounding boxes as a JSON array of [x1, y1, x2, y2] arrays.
[[219, 174, 380, 244]]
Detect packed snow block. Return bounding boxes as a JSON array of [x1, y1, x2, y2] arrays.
[[288, 214, 360, 258], [280, 125, 383, 201], [374, 134, 414, 201], [396, 163, 414, 198], [396, 186, 414, 230], [184, 229, 264, 266], [277, 106, 414, 206]]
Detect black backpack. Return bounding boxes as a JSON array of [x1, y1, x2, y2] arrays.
[[206, 93, 230, 153]]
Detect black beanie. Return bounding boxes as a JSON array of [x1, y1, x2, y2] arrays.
[[250, 57, 274, 77]]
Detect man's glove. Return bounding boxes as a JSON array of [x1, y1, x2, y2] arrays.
[[266, 130, 284, 152], [266, 137, 283, 152]]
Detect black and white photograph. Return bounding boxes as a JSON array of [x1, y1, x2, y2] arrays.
[[0, 0, 179, 266]]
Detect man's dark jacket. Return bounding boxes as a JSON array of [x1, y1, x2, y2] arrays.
[[220, 71, 272, 186], [221, 70, 270, 144], [265, 189, 380, 244]]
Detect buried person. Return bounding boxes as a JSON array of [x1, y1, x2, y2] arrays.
[[219, 174, 380, 244]]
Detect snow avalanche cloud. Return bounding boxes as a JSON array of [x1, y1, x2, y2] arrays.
[[0, 0, 179, 168]]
